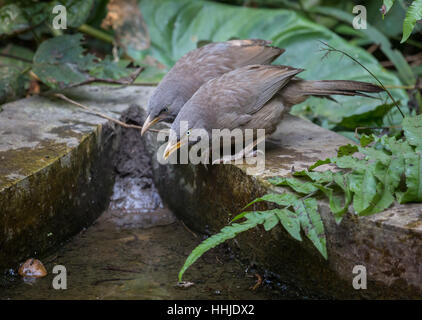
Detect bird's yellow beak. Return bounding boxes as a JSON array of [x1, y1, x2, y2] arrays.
[[163, 138, 187, 160], [141, 115, 161, 136]]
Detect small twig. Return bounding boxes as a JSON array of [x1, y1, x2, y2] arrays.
[[72, 67, 144, 87], [124, 82, 159, 86], [366, 43, 379, 54], [180, 220, 198, 238], [0, 53, 32, 63], [319, 41, 405, 119], [384, 84, 416, 90], [102, 266, 142, 273], [381, 52, 422, 67], [250, 273, 263, 291], [92, 278, 134, 285], [50, 93, 161, 133], [78, 24, 114, 44]]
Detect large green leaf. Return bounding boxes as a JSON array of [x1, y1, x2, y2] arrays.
[[294, 198, 327, 259], [397, 152, 422, 203], [268, 177, 319, 194], [0, 66, 27, 105], [401, 0, 422, 43], [138, 0, 407, 127], [335, 103, 396, 130], [0, 44, 33, 105], [402, 114, 422, 152], [32, 34, 136, 89]]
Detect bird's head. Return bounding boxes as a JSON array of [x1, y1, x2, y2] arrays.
[[163, 105, 210, 160], [142, 84, 186, 135]]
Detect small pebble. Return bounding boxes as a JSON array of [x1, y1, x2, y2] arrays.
[[18, 258, 48, 278]]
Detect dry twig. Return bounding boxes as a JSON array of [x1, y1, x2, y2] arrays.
[[51, 93, 161, 133]]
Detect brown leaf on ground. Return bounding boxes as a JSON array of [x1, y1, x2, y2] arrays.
[[101, 0, 150, 52]]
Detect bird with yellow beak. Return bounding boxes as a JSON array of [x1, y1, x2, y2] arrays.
[[141, 39, 284, 135]]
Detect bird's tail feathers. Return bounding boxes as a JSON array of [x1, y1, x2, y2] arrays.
[[280, 79, 384, 106]]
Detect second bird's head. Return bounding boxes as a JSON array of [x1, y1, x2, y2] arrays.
[[162, 103, 210, 160], [141, 84, 187, 135]]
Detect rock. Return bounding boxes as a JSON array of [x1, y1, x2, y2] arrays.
[[18, 258, 47, 278]]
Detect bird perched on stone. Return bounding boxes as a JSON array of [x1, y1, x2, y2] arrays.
[[163, 64, 383, 159], [141, 39, 284, 135]]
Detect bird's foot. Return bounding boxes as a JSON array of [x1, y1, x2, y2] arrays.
[[211, 147, 258, 165]]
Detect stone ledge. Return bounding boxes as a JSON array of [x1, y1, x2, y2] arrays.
[[0, 86, 151, 269]]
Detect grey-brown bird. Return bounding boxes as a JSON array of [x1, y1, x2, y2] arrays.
[[163, 64, 383, 159], [141, 39, 284, 135]]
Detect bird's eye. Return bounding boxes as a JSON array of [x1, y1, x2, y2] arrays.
[[163, 106, 169, 112], [186, 130, 191, 136]]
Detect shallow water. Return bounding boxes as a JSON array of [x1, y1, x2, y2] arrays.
[[0, 206, 298, 300]]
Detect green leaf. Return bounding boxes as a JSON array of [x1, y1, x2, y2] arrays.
[[32, 34, 95, 88], [294, 198, 327, 259], [0, 4, 30, 36], [233, 192, 297, 222], [275, 208, 302, 241], [314, 183, 348, 224], [382, 0, 396, 16], [401, 0, 422, 43], [263, 213, 279, 231], [402, 114, 422, 151], [360, 134, 375, 147], [335, 103, 396, 130], [0, 66, 27, 105], [372, 158, 403, 212], [332, 156, 368, 172], [179, 209, 281, 281], [268, 177, 319, 194], [309, 158, 331, 171], [349, 167, 383, 215], [243, 192, 298, 210], [178, 219, 258, 281], [360, 146, 391, 166], [32, 34, 135, 89], [293, 170, 334, 184], [0, 45, 33, 104], [397, 152, 422, 203], [337, 144, 358, 157]]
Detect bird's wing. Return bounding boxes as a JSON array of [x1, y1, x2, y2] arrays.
[[200, 65, 304, 129], [171, 39, 285, 83]]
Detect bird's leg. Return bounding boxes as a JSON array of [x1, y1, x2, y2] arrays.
[[212, 134, 266, 165]]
